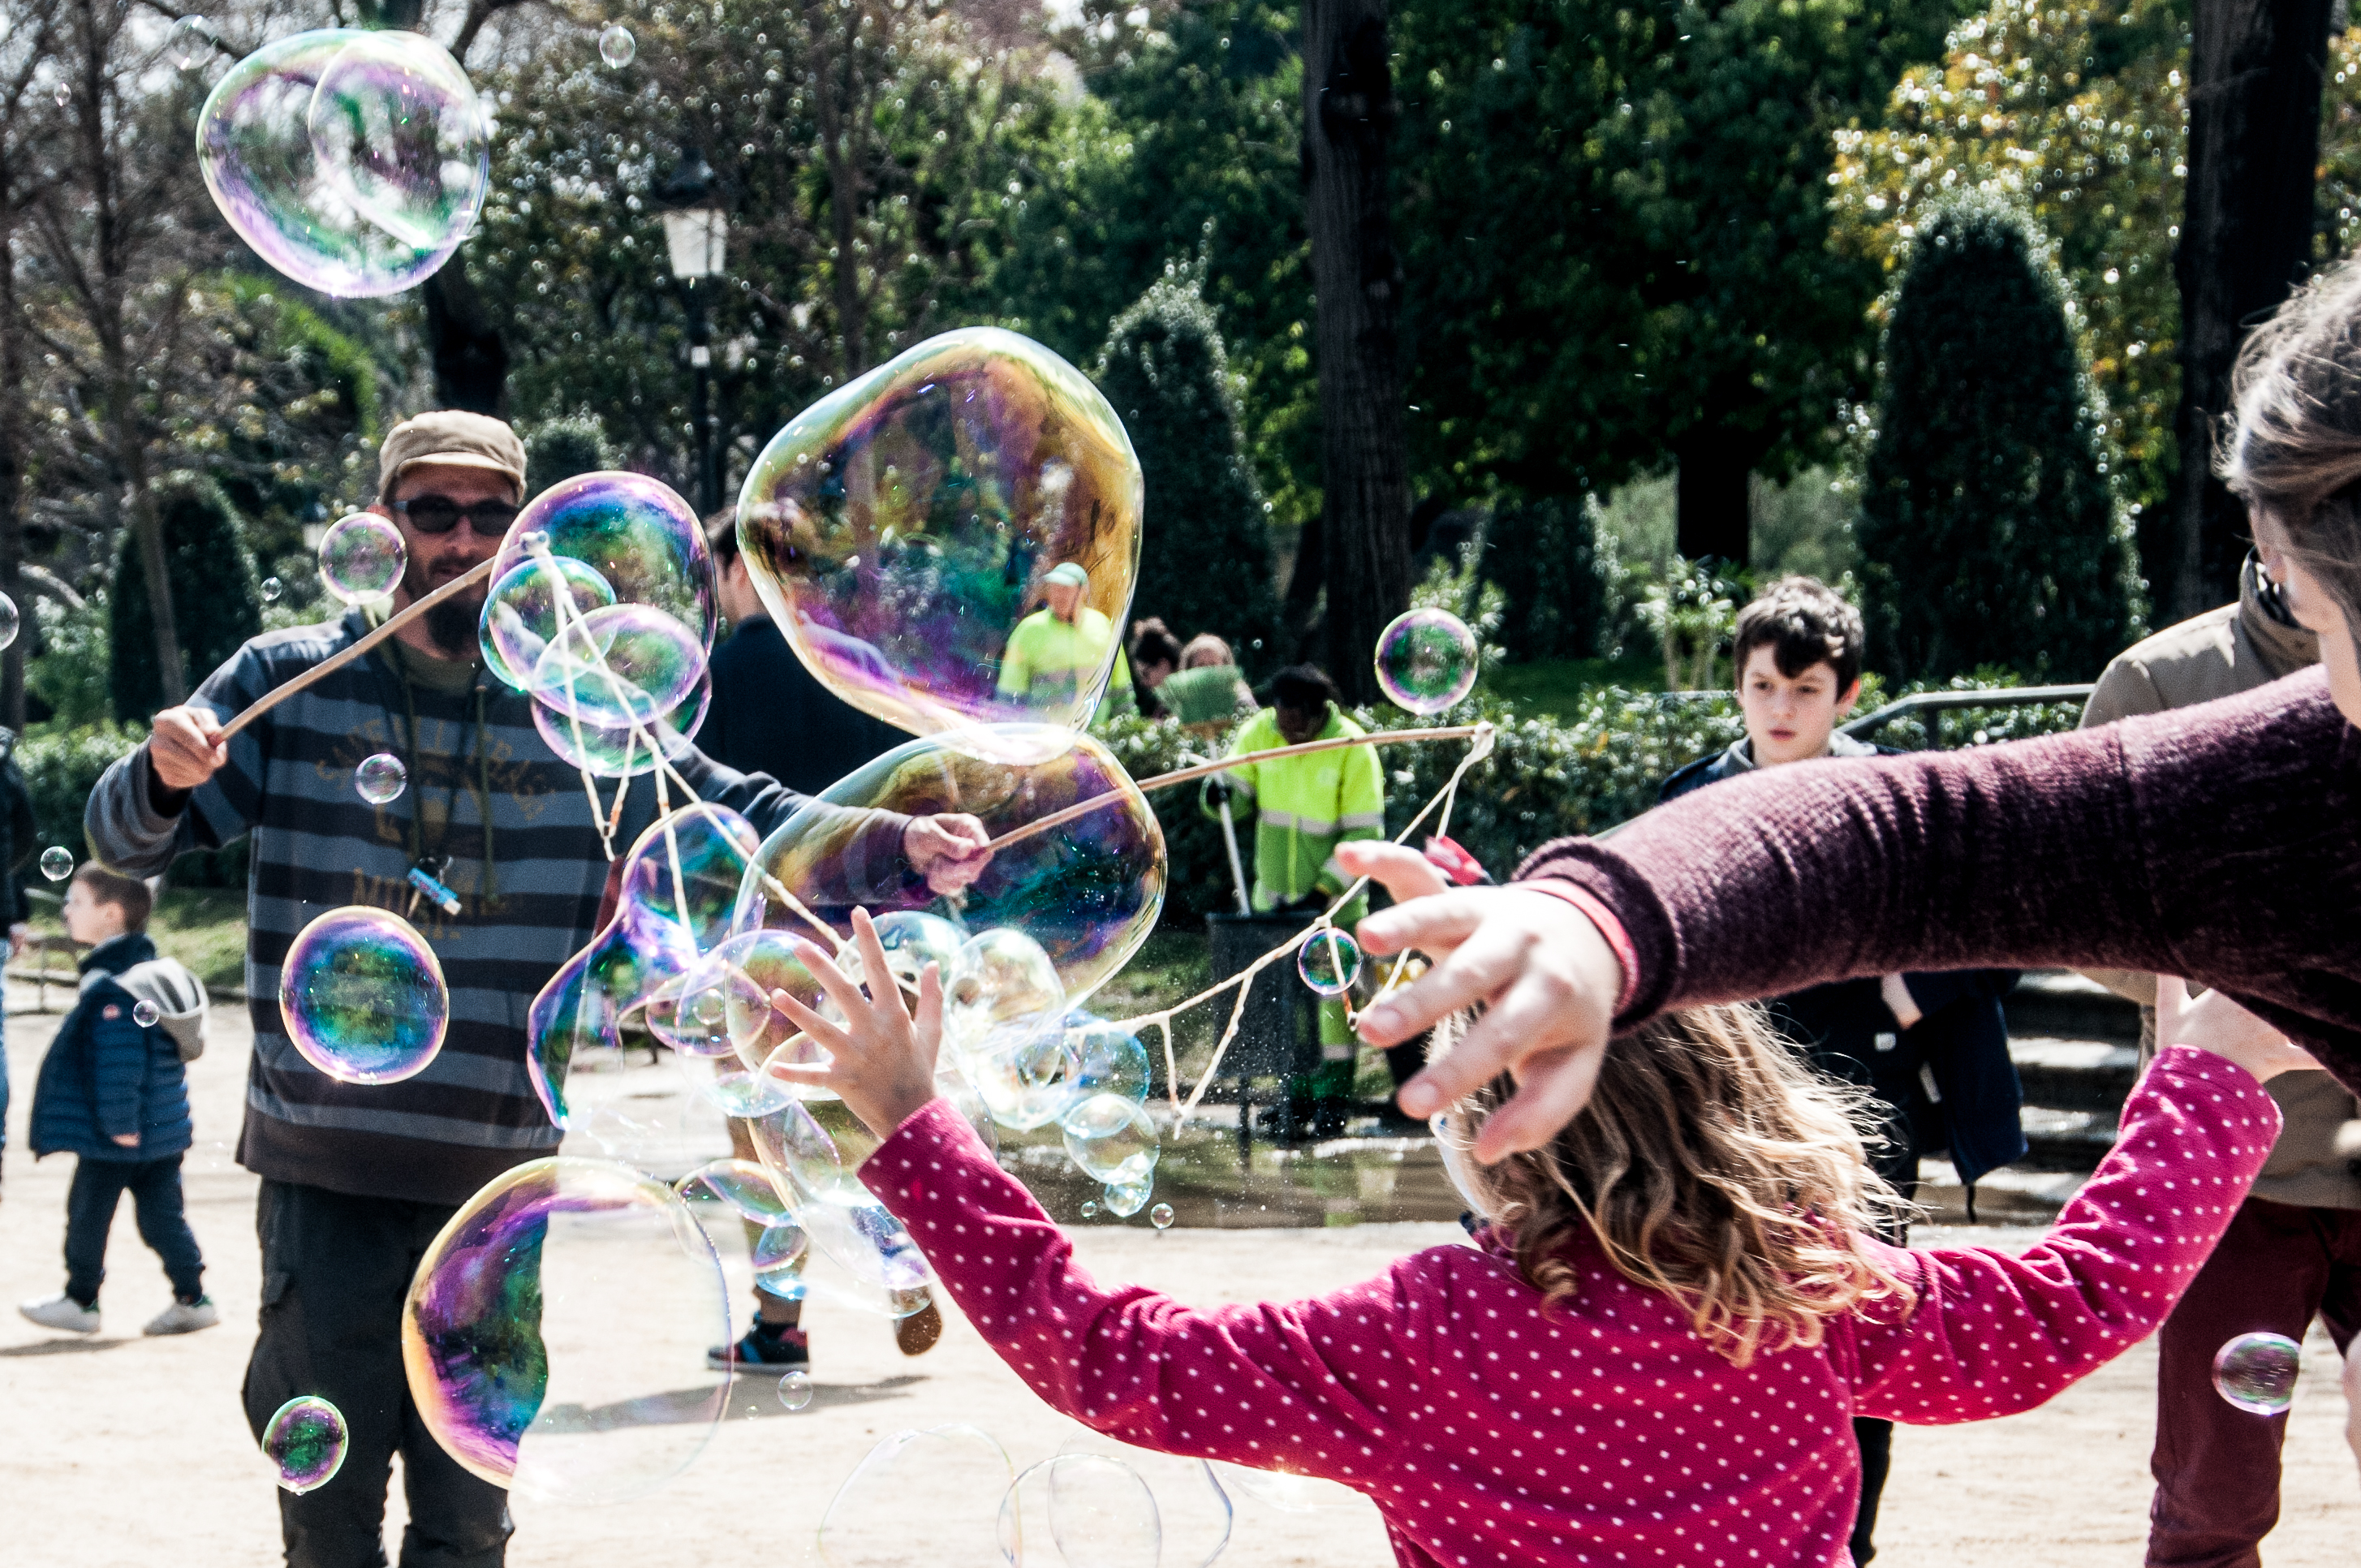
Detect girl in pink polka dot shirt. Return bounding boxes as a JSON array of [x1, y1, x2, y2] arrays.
[[771, 913, 2307, 1568]]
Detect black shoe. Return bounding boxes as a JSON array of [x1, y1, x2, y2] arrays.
[[1254, 1101, 1313, 1144], [707, 1322, 808, 1372]]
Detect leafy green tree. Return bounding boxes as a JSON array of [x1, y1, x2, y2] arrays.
[[1480, 498, 1602, 663], [1389, 0, 1958, 562], [110, 475, 261, 722], [522, 411, 619, 498], [1095, 272, 1283, 673], [1856, 193, 2141, 683]]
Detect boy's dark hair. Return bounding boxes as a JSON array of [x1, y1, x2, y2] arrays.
[[74, 864, 153, 933], [1271, 664, 1338, 713], [1129, 617, 1184, 670], [703, 507, 741, 566], [1731, 576, 1865, 690]]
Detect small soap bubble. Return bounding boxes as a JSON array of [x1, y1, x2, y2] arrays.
[[318, 512, 406, 603], [39, 846, 72, 881], [944, 928, 1066, 1059], [1150, 1203, 1175, 1230], [263, 1395, 348, 1494], [1062, 1093, 1159, 1187], [739, 328, 1144, 752], [1079, 1200, 1098, 1219], [752, 1221, 809, 1294], [1375, 607, 1480, 716], [673, 1157, 795, 1226], [2213, 1332, 2301, 1415], [599, 23, 637, 67], [354, 752, 407, 805], [1101, 1176, 1152, 1217], [261, 575, 283, 603], [132, 999, 162, 1027], [480, 553, 618, 691], [280, 906, 449, 1084], [168, 15, 213, 71], [0, 592, 18, 651], [406, 1157, 730, 1502], [778, 1369, 812, 1411], [997, 1452, 1162, 1568], [1298, 928, 1362, 997]]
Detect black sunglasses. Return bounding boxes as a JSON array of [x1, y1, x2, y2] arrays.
[[390, 495, 521, 536]]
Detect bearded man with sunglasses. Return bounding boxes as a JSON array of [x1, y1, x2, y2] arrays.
[[83, 411, 993, 1568]]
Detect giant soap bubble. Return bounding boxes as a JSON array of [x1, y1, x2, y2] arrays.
[[197, 30, 486, 297], [533, 671, 709, 779], [280, 905, 448, 1084], [738, 328, 1143, 759], [746, 1101, 933, 1294], [820, 1424, 1015, 1568], [491, 474, 716, 671], [731, 727, 1165, 1017], [525, 804, 760, 1125], [402, 1157, 728, 1503]]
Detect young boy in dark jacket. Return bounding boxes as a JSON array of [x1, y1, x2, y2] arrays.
[[18, 864, 214, 1336], [1658, 575, 2025, 1566]]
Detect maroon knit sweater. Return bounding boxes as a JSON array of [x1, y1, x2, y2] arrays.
[[1522, 666, 2361, 1091]]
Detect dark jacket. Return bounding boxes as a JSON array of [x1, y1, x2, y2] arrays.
[[29, 933, 195, 1162], [1660, 735, 2027, 1190], [702, 613, 907, 795], [0, 730, 33, 924]]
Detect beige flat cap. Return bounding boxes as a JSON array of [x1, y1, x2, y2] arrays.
[[377, 410, 528, 500]]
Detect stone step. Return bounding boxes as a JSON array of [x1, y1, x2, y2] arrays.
[[2010, 1034, 2140, 1113], [2003, 969, 2143, 1045]]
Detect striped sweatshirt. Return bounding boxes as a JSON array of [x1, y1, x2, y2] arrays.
[[86, 610, 823, 1205]]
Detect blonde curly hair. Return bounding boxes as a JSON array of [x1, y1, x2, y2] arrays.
[[1444, 1003, 1919, 1367]]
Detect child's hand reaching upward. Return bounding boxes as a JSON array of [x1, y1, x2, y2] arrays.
[[765, 907, 946, 1140], [2156, 974, 2320, 1083]]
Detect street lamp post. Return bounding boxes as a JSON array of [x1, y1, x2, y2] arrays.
[[657, 149, 729, 514]]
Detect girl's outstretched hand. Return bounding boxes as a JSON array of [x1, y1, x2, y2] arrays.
[[2156, 974, 2320, 1083], [764, 907, 946, 1140]]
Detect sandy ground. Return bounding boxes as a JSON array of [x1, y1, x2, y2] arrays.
[[4, 993, 2359, 1566]]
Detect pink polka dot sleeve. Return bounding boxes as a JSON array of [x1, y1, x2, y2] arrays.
[[1836, 1047, 2281, 1424], [863, 1100, 1445, 1489]]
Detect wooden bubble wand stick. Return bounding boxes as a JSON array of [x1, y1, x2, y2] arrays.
[[218, 558, 502, 741]]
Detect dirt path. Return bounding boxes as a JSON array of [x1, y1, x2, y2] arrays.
[[3, 993, 2355, 1565]]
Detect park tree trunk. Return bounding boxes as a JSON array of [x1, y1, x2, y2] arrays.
[[1674, 428, 1753, 566], [2170, 0, 2336, 618], [1303, 0, 1411, 704], [811, 6, 872, 381], [423, 255, 510, 416]]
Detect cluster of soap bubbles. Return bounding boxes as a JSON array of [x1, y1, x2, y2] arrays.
[[1376, 607, 1480, 717], [2213, 1331, 2302, 1415], [262, 1395, 348, 1494], [738, 328, 1144, 761], [197, 28, 488, 298], [280, 905, 450, 1084]]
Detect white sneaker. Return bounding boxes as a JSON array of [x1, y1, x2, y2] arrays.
[[142, 1297, 220, 1336], [19, 1294, 100, 1334]]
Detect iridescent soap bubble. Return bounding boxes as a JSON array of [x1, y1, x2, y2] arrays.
[[1298, 928, 1362, 997], [306, 31, 487, 252], [133, 999, 162, 1028], [1375, 607, 1480, 716], [39, 846, 72, 881], [738, 328, 1144, 758], [280, 905, 448, 1085], [752, 1220, 809, 1294], [261, 575, 284, 603], [525, 806, 763, 1124], [1058, 1438, 1233, 1568], [197, 30, 484, 297], [1066, 1014, 1150, 1105], [168, 15, 214, 71], [1150, 1203, 1175, 1230], [598, 23, 636, 67], [673, 1037, 800, 1119], [262, 1395, 348, 1494], [403, 1157, 729, 1503], [1102, 1176, 1152, 1217], [355, 752, 407, 804], [491, 473, 716, 667], [966, 1027, 1083, 1131], [1062, 1093, 1158, 1187], [733, 729, 1163, 1032], [481, 553, 618, 691], [533, 673, 709, 780], [1079, 1200, 1099, 1219], [820, 1425, 1015, 1568], [997, 1454, 1161, 1568], [530, 602, 708, 730], [0, 592, 18, 651], [318, 511, 406, 603], [2213, 1332, 2302, 1415], [674, 1157, 795, 1226], [947, 929, 1066, 1060], [845, 909, 966, 997], [779, 1370, 813, 1411], [746, 1101, 933, 1294]]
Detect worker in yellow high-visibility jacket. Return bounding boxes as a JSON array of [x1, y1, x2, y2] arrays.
[[995, 561, 1134, 721], [1204, 664, 1385, 1136]]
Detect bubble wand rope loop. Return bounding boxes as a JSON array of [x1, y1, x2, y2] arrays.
[[218, 558, 502, 741]]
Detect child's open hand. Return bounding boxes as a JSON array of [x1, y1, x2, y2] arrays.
[[2156, 974, 2320, 1083], [763, 907, 946, 1139]]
